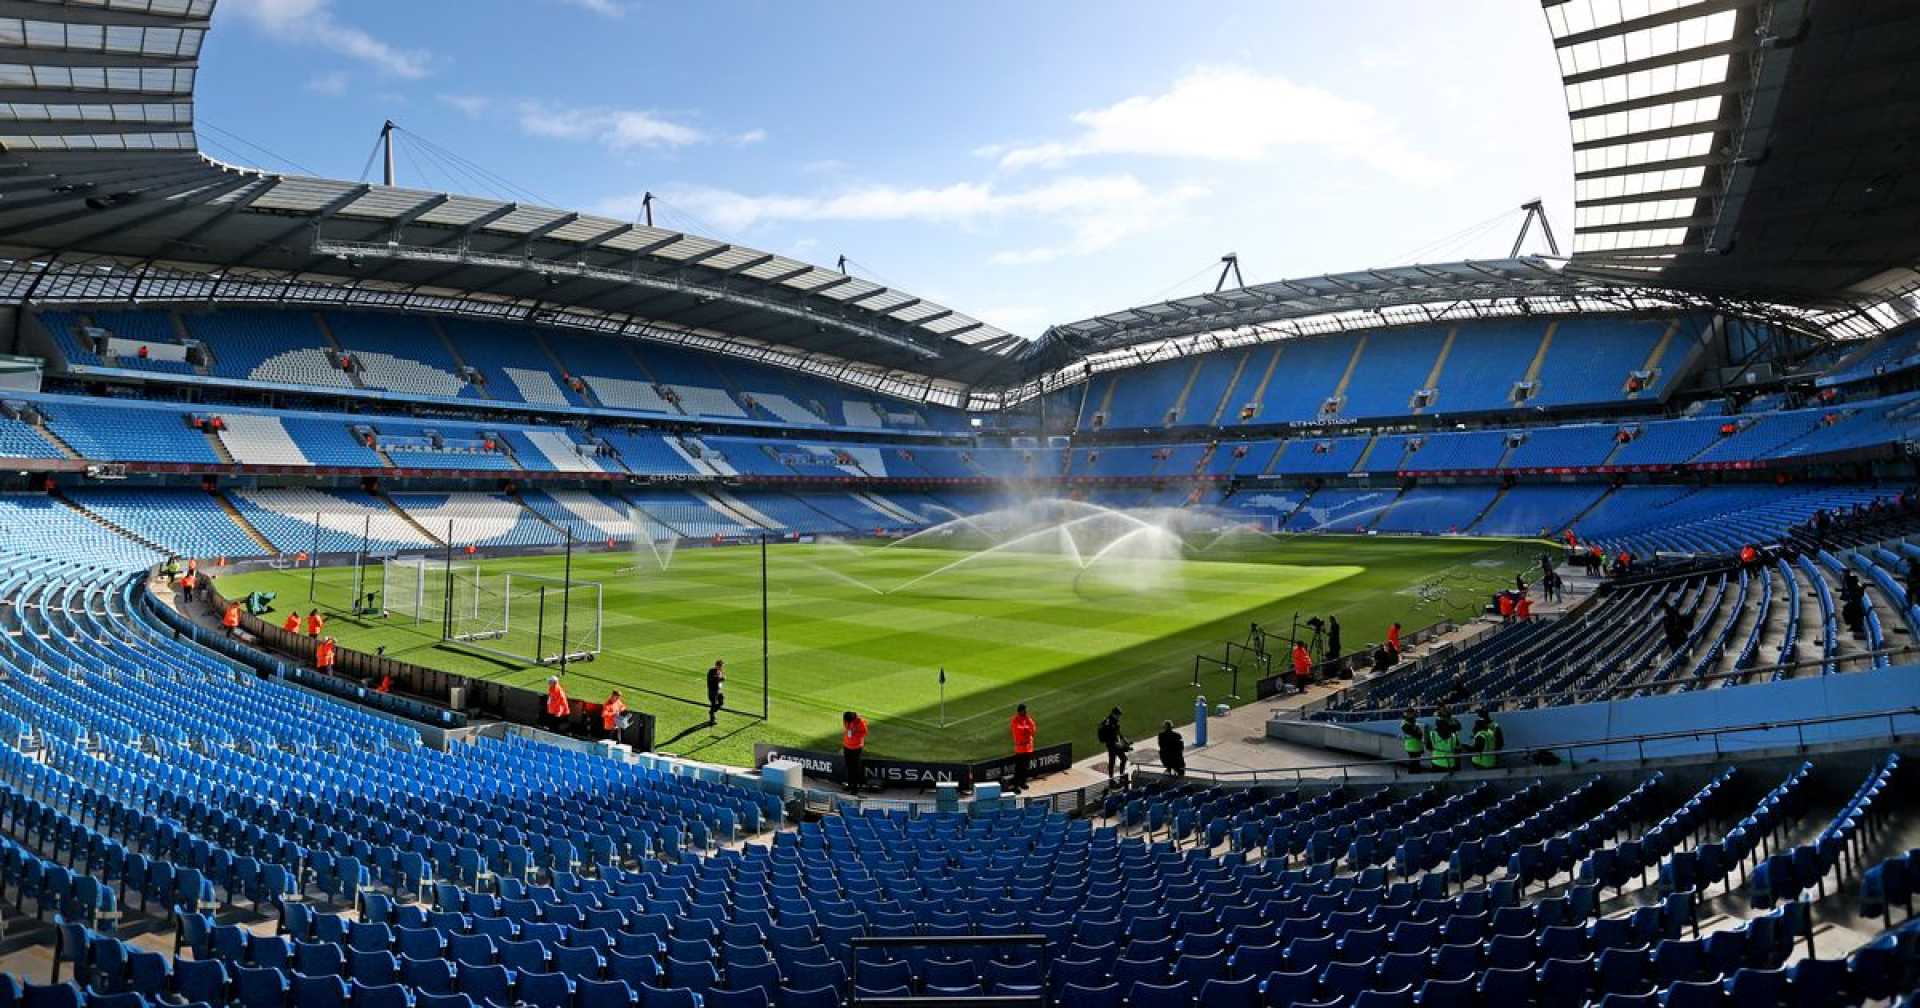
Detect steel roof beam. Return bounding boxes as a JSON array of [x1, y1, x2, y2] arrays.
[[1550, 0, 1751, 49], [230, 182, 368, 265]]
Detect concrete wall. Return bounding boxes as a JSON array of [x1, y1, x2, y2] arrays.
[[1296, 662, 1920, 762]]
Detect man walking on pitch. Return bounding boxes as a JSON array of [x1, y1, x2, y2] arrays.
[[1097, 706, 1130, 781], [1008, 704, 1037, 792], [841, 710, 868, 795], [706, 660, 726, 724]]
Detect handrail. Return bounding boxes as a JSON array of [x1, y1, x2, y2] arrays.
[[1133, 705, 1920, 786], [1323, 641, 1919, 722]]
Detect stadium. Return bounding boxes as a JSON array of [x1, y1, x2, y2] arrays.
[[0, 0, 1915, 1006]]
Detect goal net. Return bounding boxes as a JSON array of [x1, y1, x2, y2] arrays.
[[382, 556, 478, 625], [450, 571, 603, 666]]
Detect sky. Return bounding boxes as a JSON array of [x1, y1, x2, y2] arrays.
[[199, 0, 1576, 340]]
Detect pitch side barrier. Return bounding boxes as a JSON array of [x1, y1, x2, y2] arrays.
[[754, 741, 1073, 791], [196, 580, 656, 751], [1134, 706, 1920, 787]]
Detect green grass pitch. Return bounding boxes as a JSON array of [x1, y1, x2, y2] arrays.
[[219, 534, 1542, 767]]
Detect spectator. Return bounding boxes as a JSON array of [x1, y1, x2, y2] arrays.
[[1008, 703, 1037, 791], [1157, 721, 1186, 779], [1445, 676, 1469, 706], [1662, 600, 1691, 654], [602, 690, 628, 740], [306, 609, 325, 639], [1497, 592, 1515, 621], [1516, 594, 1533, 622], [841, 710, 868, 795], [544, 675, 570, 732], [1370, 642, 1395, 677], [1399, 710, 1426, 773], [1097, 706, 1129, 781], [1905, 557, 1920, 609], [282, 610, 300, 634], [1841, 572, 1867, 639], [705, 660, 725, 724]]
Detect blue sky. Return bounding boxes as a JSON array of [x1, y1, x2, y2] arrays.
[[202, 1, 1574, 339]]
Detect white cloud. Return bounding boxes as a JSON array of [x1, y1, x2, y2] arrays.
[[989, 182, 1208, 265], [517, 101, 706, 150], [305, 71, 348, 96], [734, 129, 768, 146], [438, 94, 491, 118], [599, 174, 1205, 266], [221, 0, 430, 79], [625, 175, 1158, 233], [995, 66, 1448, 182], [555, 0, 625, 15]]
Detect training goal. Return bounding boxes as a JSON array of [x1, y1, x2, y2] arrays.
[[452, 571, 603, 666], [382, 556, 479, 625]]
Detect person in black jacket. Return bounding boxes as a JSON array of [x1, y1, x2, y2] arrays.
[[1097, 707, 1130, 781], [1156, 721, 1186, 779]]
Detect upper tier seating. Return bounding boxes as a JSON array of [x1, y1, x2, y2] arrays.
[[437, 320, 585, 407], [327, 313, 479, 401], [183, 309, 358, 388]]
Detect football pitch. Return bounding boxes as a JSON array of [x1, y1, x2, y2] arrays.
[[219, 534, 1541, 767]]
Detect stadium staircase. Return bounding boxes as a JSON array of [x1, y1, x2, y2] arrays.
[[1348, 434, 1384, 474], [1412, 326, 1457, 414], [1204, 353, 1251, 426], [29, 416, 81, 460], [201, 428, 235, 464], [1627, 320, 1681, 399], [533, 331, 596, 406], [702, 487, 777, 530], [1515, 321, 1557, 402], [1463, 486, 1510, 533], [311, 312, 366, 389], [1328, 332, 1370, 407], [49, 490, 167, 555], [210, 489, 281, 557], [1165, 359, 1205, 427], [375, 489, 446, 546], [428, 318, 485, 399], [856, 491, 923, 525], [505, 487, 568, 538]]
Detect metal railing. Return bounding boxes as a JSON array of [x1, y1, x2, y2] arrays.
[[1130, 705, 1920, 787], [1320, 643, 1919, 723]]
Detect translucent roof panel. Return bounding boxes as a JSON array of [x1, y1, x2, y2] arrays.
[[1546, 0, 1743, 267]]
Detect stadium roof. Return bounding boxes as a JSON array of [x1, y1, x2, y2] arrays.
[[1549, 0, 1920, 307], [1, 0, 1915, 407], [1022, 256, 1847, 377], [0, 0, 1027, 397]]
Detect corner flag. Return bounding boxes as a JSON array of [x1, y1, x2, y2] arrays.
[[938, 667, 946, 727]]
